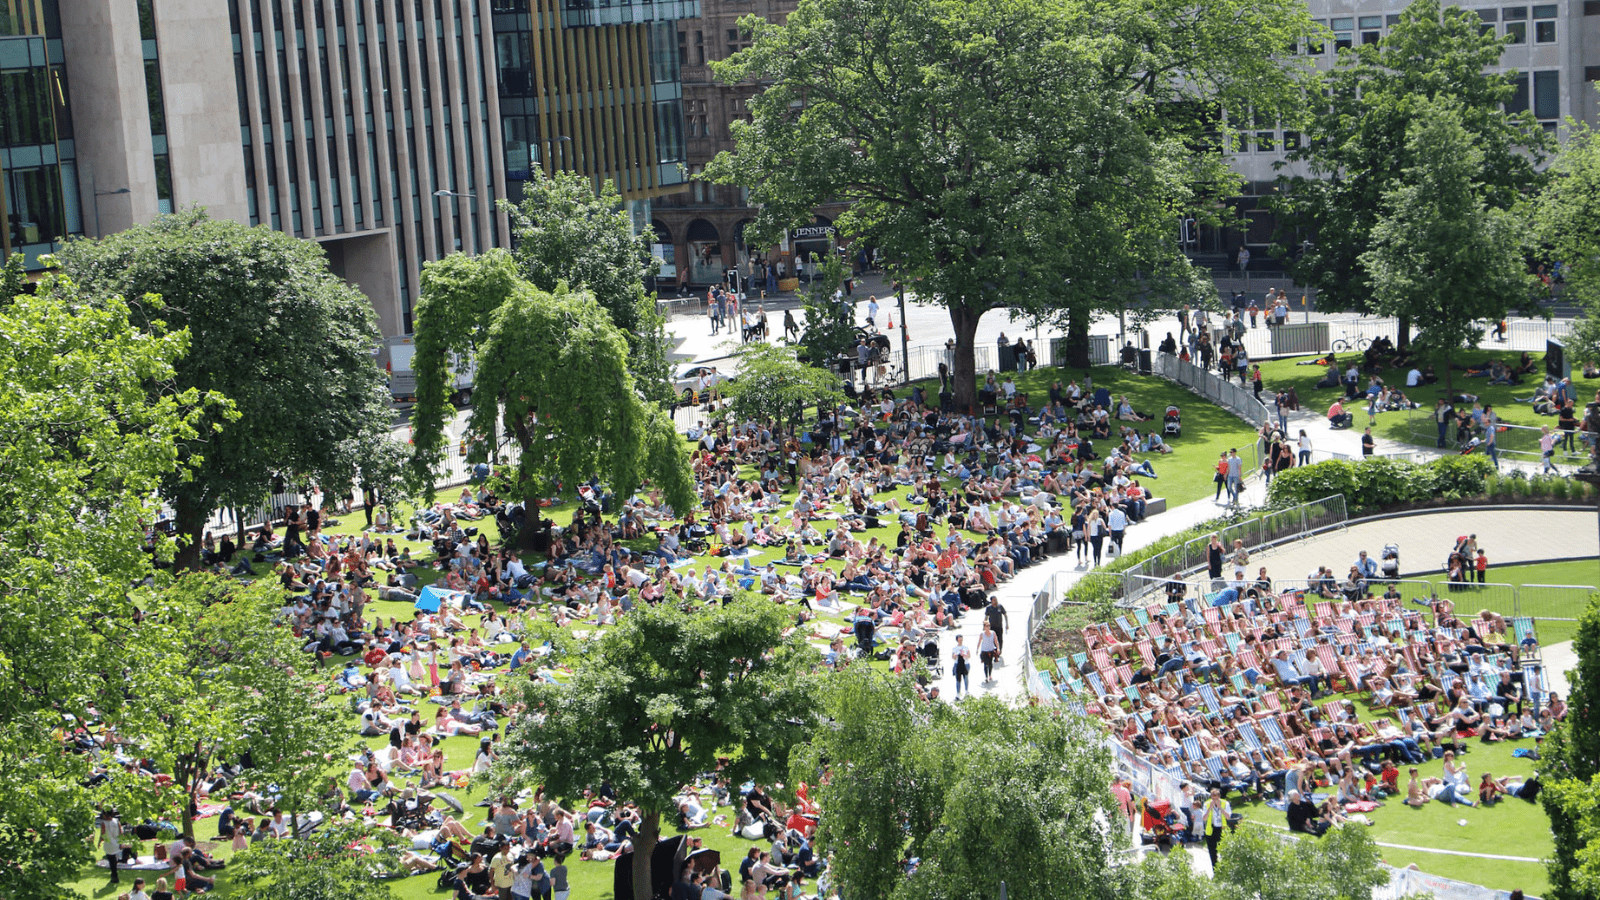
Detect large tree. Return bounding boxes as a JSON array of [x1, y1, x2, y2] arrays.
[[0, 273, 207, 897], [1270, 0, 1550, 347], [794, 665, 1119, 900], [501, 171, 674, 403], [1540, 592, 1600, 900], [410, 253, 694, 543], [708, 0, 1315, 410], [1535, 124, 1600, 363], [496, 596, 820, 900], [55, 209, 391, 569], [1359, 98, 1535, 391]]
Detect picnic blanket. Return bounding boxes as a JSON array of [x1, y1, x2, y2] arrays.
[[415, 586, 465, 613]]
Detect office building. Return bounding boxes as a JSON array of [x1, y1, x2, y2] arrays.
[[0, 0, 693, 336]]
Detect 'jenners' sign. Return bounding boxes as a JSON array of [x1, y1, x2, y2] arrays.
[[791, 225, 835, 239]]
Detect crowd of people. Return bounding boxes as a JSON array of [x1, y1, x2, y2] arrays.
[[1068, 538, 1563, 847]]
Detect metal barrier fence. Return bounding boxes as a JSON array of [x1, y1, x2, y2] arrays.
[[1516, 583, 1597, 623], [1404, 406, 1591, 467], [1114, 494, 1349, 599], [1150, 350, 1272, 428], [1020, 571, 1071, 700]]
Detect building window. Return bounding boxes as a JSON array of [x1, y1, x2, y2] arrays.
[[1534, 69, 1559, 120], [1475, 9, 1496, 37], [726, 27, 750, 58], [1359, 15, 1382, 44], [1331, 17, 1353, 51], [693, 31, 703, 66], [1534, 5, 1556, 42], [1506, 20, 1526, 43], [1507, 71, 1530, 114]]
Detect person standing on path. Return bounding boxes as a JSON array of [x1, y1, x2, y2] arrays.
[[866, 295, 879, 328], [983, 597, 1009, 656], [1435, 399, 1452, 448], [1107, 505, 1128, 558], [951, 635, 972, 697], [976, 622, 1000, 684], [1541, 425, 1559, 473], [1087, 509, 1106, 567], [1202, 789, 1231, 870], [784, 307, 799, 341], [1297, 430, 1312, 466], [1225, 449, 1244, 507], [1362, 427, 1375, 457], [1213, 452, 1229, 503], [1483, 405, 1500, 469], [1207, 533, 1225, 581]]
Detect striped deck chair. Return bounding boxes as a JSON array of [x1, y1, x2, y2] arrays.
[[1202, 606, 1222, 627], [1231, 673, 1249, 695], [1116, 664, 1135, 687], [1137, 640, 1156, 668], [1314, 601, 1333, 619], [1513, 617, 1540, 659], [1310, 726, 1332, 746], [1134, 607, 1151, 626], [1261, 691, 1283, 712], [1124, 683, 1142, 705], [1342, 660, 1367, 695], [1200, 639, 1221, 658], [1287, 736, 1309, 756], [1164, 603, 1182, 618], [1224, 632, 1242, 653], [1091, 647, 1113, 672], [1071, 651, 1089, 669], [1237, 649, 1261, 670], [1116, 615, 1137, 640], [1357, 611, 1376, 629], [1314, 645, 1346, 692], [1237, 720, 1263, 751], [1322, 700, 1347, 723], [1202, 755, 1226, 784], [1085, 670, 1107, 697], [1260, 716, 1286, 745], [1198, 684, 1222, 715], [1181, 735, 1204, 762], [1292, 618, 1311, 640], [1055, 657, 1076, 683], [1146, 619, 1166, 639], [1066, 698, 1089, 716]]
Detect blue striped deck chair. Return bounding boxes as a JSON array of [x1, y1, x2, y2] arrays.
[[1292, 618, 1311, 640], [1134, 608, 1150, 626], [1066, 698, 1088, 716], [1202, 755, 1226, 784], [1237, 720, 1263, 751], [1260, 716, 1286, 746], [1086, 670, 1106, 696], [1198, 684, 1222, 715], [1181, 735, 1204, 762], [1117, 615, 1137, 640]]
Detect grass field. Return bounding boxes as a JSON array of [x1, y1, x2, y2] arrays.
[[1393, 559, 1600, 646], [64, 363, 1264, 900], [1253, 347, 1600, 462]]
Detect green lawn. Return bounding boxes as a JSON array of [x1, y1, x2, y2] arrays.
[[1254, 348, 1600, 461], [56, 368, 1284, 900], [1394, 559, 1599, 646]]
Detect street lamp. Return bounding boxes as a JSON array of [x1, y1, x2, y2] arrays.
[[433, 190, 476, 199], [92, 187, 129, 238]]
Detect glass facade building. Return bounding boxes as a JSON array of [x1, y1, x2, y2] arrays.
[[0, 0, 80, 270]]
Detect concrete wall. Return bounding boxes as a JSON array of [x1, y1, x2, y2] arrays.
[[321, 230, 402, 337], [60, 0, 158, 236], [155, 0, 249, 224]]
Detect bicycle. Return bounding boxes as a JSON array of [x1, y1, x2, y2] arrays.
[[1330, 331, 1371, 354]]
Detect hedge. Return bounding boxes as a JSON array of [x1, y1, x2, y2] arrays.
[[1264, 455, 1497, 514]]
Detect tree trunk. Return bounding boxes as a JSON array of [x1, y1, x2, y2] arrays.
[[173, 495, 208, 571], [1397, 314, 1411, 353], [949, 305, 980, 414], [517, 489, 543, 552], [234, 508, 246, 550], [1064, 306, 1092, 369], [631, 808, 661, 900]]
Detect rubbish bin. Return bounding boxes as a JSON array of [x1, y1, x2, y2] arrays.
[[1138, 349, 1152, 376], [998, 343, 1016, 372]]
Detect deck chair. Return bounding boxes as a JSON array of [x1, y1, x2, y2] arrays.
[[1513, 617, 1540, 660], [1236, 720, 1263, 752], [1260, 716, 1286, 745], [1202, 755, 1226, 785], [1181, 735, 1204, 762], [1198, 684, 1222, 715]]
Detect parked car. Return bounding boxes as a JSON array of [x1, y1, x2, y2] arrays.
[[674, 364, 731, 406]]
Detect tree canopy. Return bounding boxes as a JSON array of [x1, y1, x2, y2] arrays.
[[709, 0, 1316, 409], [1359, 97, 1535, 382], [1540, 592, 1600, 900], [720, 343, 843, 433], [1270, 0, 1549, 342], [1535, 124, 1600, 364], [0, 272, 207, 896], [501, 171, 674, 403], [793, 665, 1119, 900], [411, 254, 694, 540], [54, 208, 391, 568], [497, 595, 820, 900]]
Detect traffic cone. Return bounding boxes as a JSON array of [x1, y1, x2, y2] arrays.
[[887, 312, 893, 330]]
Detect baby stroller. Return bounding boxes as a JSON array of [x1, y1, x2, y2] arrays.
[[1139, 798, 1179, 850], [917, 633, 943, 678], [1380, 544, 1400, 580], [1162, 406, 1182, 438]]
